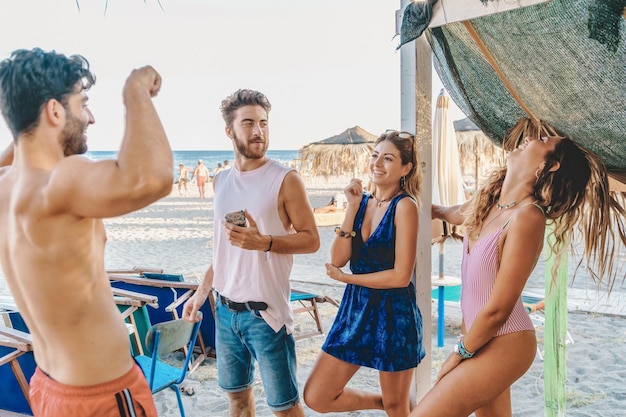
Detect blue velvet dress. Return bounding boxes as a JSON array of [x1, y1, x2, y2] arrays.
[[322, 193, 426, 371]]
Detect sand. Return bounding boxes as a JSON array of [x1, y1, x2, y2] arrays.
[[24, 174, 626, 416]]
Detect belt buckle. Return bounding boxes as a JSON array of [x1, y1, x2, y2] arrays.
[[220, 295, 236, 311]]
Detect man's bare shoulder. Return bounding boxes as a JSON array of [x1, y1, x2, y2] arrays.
[[54, 153, 97, 169], [47, 155, 114, 190], [279, 168, 305, 189]]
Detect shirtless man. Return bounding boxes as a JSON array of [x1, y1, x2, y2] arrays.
[[177, 163, 190, 196], [0, 48, 172, 416], [191, 159, 210, 198]]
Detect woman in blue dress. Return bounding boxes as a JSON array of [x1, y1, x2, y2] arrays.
[[304, 130, 426, 417]]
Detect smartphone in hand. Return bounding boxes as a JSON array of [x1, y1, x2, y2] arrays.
[[224, 210, 247, 227]]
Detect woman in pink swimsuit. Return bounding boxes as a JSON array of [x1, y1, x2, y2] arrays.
[[411, 120, 626, 417]]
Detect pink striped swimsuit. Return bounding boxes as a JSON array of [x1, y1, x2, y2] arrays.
[[460, 222, 534, 337]]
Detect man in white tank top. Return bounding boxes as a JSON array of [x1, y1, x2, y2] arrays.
[[183, 89, 319, 417]]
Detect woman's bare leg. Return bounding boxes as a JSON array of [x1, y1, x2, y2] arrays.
[[410, 331, 536, 417], [475, 388, 511, 417], [303, 352, 384, 413], [379, 368, 414, 417]]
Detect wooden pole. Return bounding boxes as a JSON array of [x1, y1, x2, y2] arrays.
[[399, 0, 433, 401]]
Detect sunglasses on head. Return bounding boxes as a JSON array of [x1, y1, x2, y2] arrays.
[[385, 129, 414, 140], [383, 130, 416, 167]]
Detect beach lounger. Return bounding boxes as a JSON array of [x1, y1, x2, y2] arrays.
[[290, 289, 325, 341], [108, 272, 216, 373], [0, 322, 34, 416], [135, 317, 202, 417], [0, 288, 162, 417], [110, 267, 338, 343], [112, 288, 159, 356]]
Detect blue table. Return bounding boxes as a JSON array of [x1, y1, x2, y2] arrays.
[[431, 275, 461, 347]]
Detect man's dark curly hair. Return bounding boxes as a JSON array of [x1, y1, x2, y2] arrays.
[[0, 48, 95, 141]]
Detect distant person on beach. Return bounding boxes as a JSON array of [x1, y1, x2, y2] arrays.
[[223, 159, 231, 170], [213, 162, 224, 177], [0, 48, 172, 416], [411, 119, 626, 417], [191, 159, 210, 198], [304, 130, 425, 417], [313, 192, 347, 213], [177, 163, 190, 196], [182, 89, 320, 417]]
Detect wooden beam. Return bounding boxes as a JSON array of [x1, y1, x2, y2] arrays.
[[0, 349, 24, 367], [108, 274, 199, 290], [401, 0, 433, 400], [429, 0, 550, 28], [0, 410, 32, 417], [0, 326, 32, 348], [110, 287, 159, 308]]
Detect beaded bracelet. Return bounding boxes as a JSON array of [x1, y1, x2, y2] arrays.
[[334, 227, 356, 238], [454, 338, 475, 359]]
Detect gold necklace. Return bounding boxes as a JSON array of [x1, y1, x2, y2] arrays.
[[372, 190, 400, 207], [478, 197, 529, 237], [496, 200, 518, 210]]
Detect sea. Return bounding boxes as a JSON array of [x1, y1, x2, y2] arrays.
[[85, 150, 300, 172]]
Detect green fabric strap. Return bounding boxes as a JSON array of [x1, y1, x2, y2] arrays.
[[544, 225, 569, 417]]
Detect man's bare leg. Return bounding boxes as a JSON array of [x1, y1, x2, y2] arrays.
[[229, 389, 255, 417]]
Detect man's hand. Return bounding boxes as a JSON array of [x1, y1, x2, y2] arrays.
[[182, 293, 206, 323], [124, 65, 162, 100], [223, 209, 270, 251]]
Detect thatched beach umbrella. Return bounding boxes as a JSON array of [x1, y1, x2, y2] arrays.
[[298, 126, 378, 177], [454, 117, 505, 194]]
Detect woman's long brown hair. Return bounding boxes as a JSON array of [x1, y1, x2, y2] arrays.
[[463, 118, 626, 291]]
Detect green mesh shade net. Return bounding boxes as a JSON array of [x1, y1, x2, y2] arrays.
[[405, 0, 626, 184]]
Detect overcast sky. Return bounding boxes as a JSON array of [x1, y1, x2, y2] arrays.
[[0, 0, 465, 151]]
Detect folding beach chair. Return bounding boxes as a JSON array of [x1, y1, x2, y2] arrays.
[[290, 289, 324, 341], [0, 325, 34, 416], [135, 316, 202, 417], [112, 288, 158, 356], [108, 270, 216, 373], [0, 300, 34, 416], [291, 288, 340, 341]]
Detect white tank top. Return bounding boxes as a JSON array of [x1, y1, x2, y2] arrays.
[[212, 159, 295, 333]]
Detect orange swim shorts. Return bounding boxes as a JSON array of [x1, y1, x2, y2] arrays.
[[197, 176, 208, 186], [29, 363, 157, 417]]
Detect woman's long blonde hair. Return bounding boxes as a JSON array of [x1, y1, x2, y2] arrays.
[[464, 118, 626, 290]]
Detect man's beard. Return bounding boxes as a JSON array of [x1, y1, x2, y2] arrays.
[[233, 133, 267, 160], [61, 112, 88, 156]]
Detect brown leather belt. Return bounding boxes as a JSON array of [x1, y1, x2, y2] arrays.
[[218, 294, 268, 312]]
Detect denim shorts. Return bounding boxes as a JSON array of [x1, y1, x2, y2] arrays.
[[215, 297, 300, 412]]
